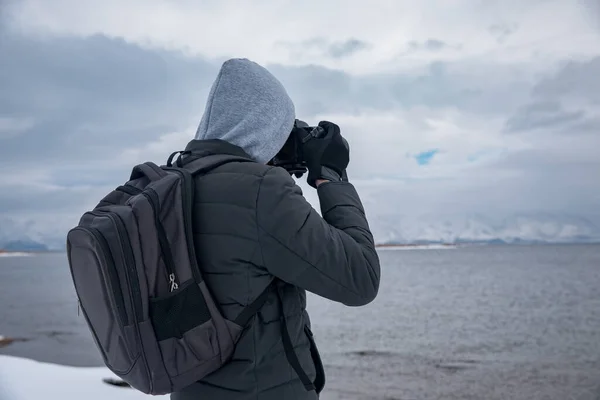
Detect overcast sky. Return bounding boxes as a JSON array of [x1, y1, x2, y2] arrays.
[[1, 0, 599, 246]]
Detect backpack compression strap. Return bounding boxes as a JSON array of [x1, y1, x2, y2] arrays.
[[275, 283, 316, 391], [235, 281, 317, 392]]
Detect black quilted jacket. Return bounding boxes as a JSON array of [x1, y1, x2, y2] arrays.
[[171, 139, 381, 400]]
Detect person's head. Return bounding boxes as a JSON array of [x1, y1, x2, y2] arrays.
[[195, 58, 295, 163]]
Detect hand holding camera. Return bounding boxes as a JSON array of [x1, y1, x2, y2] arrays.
[[302, 121, 350, 188], [268, 119, 350, 188]]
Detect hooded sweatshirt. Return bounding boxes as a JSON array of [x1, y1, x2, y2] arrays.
[[194, 58, 296, 163]]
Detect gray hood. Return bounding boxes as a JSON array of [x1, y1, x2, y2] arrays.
[[194, 58, 296, 163]]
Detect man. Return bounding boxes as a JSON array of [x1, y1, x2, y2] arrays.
[[172, 58, 381, 400]]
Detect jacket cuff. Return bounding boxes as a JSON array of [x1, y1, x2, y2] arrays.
[[317, 181, 365, 216]]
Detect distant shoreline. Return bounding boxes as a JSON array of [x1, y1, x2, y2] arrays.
[[375, 243, 456, 248], [0, 250, 56, 254], [0, 250, 62, 257], [374, 241, 600, 248], [1, 242, 598, 255]]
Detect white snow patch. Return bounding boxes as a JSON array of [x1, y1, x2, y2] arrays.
[[0, 252, 33, 257], [0, 355, 167, 400]]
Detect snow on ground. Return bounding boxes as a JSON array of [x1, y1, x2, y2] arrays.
[[0, 252, 33, 257], [0, 355, 167, 400]]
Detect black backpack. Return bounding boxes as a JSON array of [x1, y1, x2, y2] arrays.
[[66, 153, 279, 394]]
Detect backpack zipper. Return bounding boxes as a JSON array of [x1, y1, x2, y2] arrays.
[[162, 167, 202, 284], [142, 189, 179, 292]]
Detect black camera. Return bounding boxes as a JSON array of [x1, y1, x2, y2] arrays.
[[268, 119, 326, 178]]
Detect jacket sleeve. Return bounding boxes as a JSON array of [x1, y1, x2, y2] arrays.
[[256, 166, 380, 306]]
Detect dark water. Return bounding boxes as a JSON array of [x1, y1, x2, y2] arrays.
[[1, 245, 599, 400]]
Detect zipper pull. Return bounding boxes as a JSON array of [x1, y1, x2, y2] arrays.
[[169, 273, 179, 292]]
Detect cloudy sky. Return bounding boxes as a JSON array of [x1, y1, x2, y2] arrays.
[[1, 0, 599, 247]]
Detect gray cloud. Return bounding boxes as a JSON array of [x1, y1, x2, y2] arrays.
[[569, 117, 600, 133], [0, 31, 530, 156], [504, 101, 586, 132], [488, 23, 518, 43], [3, 31, 516, 182], [504, 56, 600, 134], [0, 32, 218, 172], [0, 30, 599, 246], [479, 149, 600, 220], [580, 0, 600, 28], [408, 39, 453, 52], [268, 60, 527, 118], [532, 56, 600, 103], [0, 32, 578, 173], [276, 37, 370, 59], [327, 38, 370, 58]]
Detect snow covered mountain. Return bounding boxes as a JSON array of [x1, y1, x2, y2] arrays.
[[0, 218, 59, 251], [1, 212, 599, 251], [368, 212, 600, 245]]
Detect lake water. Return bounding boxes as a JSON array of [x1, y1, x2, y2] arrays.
[[1, 245, 599, 400]]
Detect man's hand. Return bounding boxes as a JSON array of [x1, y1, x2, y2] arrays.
[[301, 121, 350, 188], [315, 179, 329, 187]]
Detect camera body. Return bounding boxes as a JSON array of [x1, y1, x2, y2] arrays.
[[268, 119, 325, 178]]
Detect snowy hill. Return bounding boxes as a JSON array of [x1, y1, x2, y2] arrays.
[[368, 213, 600, 245], [1, 239, 48, 252], [0, 218, 57, 251], [0, 213, 599, 250]]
